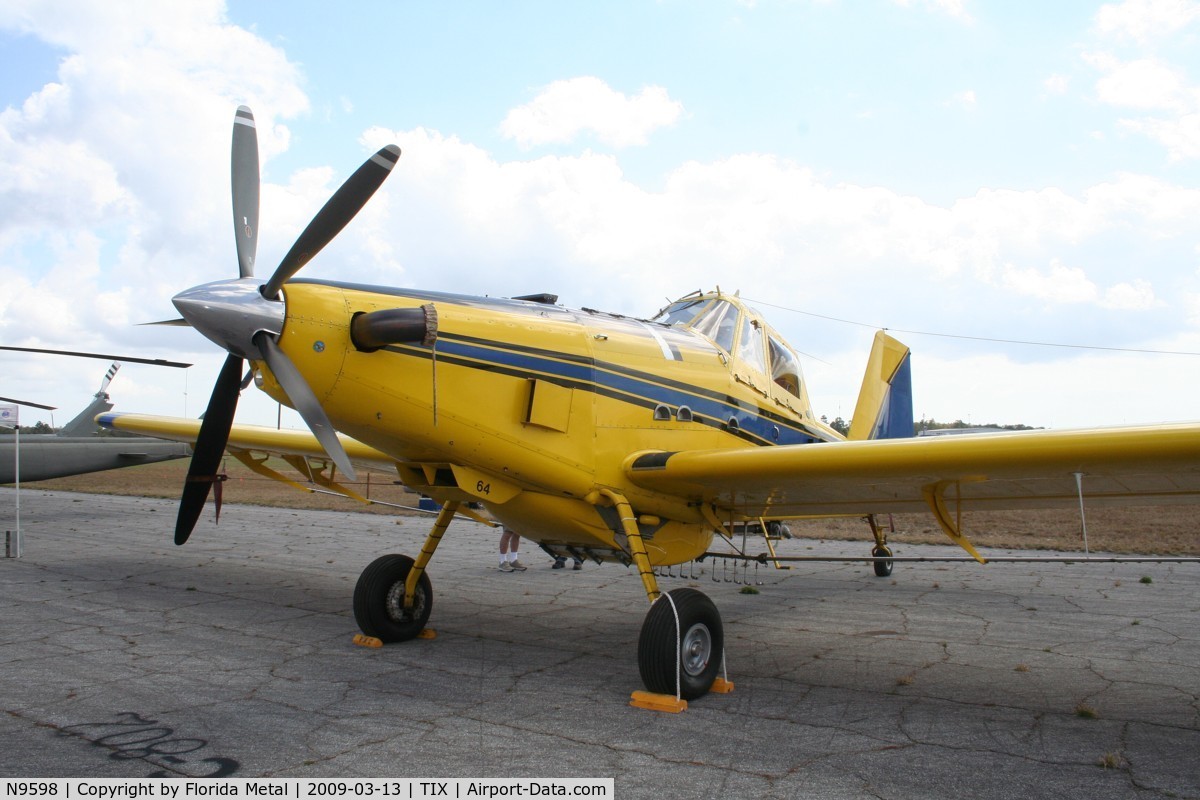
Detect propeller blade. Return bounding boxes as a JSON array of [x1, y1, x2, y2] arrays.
[[0, 345, 191, 368], [231, 105, 260, 279], [261, 144, 401, 300], [176, 353, 243, 545], [254, 332, 357, 481], [138, 318, 191, 327]]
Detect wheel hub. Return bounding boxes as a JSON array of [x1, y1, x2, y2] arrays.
[[681, 622, 712, 677], [385, 581, 423, 623]]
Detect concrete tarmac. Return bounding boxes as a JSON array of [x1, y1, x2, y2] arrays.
[[1, 488, 1198, 799]]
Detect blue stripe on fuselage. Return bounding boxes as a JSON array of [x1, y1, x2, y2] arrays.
[[395, 335, 825, 446]]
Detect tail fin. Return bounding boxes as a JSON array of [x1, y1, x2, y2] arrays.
[[57, 394, 114, 436], [58, 363, 120, 437], [847, 331, 913, 441]]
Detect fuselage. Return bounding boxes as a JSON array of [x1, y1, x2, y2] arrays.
[[246, 283, 840, 565], [0, 436, 190, 483]]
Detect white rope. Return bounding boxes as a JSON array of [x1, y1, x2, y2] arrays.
[[659, 591, 682, 701]]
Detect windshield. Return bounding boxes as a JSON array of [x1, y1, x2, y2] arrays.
[[652, 298, 710, 327], [689, 300, 739, 352]]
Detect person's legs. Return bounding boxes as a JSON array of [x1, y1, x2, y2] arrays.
[[509, 536, 526, 571], [499, 528, 519, 571]]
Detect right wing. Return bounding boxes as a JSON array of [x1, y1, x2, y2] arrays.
[[97, 412, 399, 472]]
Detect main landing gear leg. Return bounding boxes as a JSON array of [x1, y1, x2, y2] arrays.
[[353, 500, 460, 643], [595, 490, 727, 709], [867, 513, 894, 578]]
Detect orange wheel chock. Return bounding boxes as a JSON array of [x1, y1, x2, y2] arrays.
[[352, 634, 383, 648], [629, 691, 688, 713]]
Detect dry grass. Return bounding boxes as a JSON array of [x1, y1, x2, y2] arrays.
[[29, 456, 426, 517], [785, 507, 1200, 556], [24, 456, 1200, 555]]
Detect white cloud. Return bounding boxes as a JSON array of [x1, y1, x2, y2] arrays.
[[1121, 112, 1200, 159], [1042, 74, 1071, 96], [1085, 52, 1200, 159], [1102, 278, 1159, 309], [890, 0, 973, 21], [0, 1, 307, 275], [1089, 54, 1190, 110], [986, 259, 1159, 312], [500, 77, 684, 149], [1185, 290, 1200, 324], [948, 89, 978, 110], [1001, 260, 1099, 304], [1094, 0, 1200, 43]]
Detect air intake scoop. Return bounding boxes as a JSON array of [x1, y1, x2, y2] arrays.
[[351, 304, 438, 351]]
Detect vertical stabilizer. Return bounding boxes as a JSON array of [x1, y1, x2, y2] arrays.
[[57, 394, 115, 437], [847, 331, 913, 441], [58, 363, 121, 437]]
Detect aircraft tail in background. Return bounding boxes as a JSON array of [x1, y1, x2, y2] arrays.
[[57, 363, 120, 437], [847, 332, 913, 441]]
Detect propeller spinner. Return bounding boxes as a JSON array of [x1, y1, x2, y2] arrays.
[[173, 106, 400, 544]]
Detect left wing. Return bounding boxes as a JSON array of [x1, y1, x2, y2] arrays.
[[625, 422, 1200, 517]]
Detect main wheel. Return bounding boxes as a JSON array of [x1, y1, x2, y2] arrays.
[[353, 554, 432, 642], [872, 545, 894, 578], [637, 588, 723, 700]]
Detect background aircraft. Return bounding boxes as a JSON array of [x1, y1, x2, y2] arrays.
[[102, 107, 1200, 708], [1, 359, 191, 484]]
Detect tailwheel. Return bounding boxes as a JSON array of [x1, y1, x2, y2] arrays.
[[353, 554, 432, 642], [872, 545, 894, 578], [637, 588, 723, 700]]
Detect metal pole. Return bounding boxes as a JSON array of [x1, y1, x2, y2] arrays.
[[11, 425, 20, 558], [1073, 472, 1088, 556]]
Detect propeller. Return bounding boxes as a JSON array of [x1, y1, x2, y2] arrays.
[[262, 144, 400, 300], [254, 331, 355, 479], [176, 353, 243, 544], [171, 106, 400, 544], [231, 105, 260, 279]]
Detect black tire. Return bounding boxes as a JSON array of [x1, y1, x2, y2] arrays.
[[872, 545, 894, 578], [637, 588, 723, 700], [353, 554, 432, 642]]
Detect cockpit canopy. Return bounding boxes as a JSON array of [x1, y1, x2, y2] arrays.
[[652, 293, 805, 401]]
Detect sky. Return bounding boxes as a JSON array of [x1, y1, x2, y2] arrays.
[[1, 0, 1198, 433]]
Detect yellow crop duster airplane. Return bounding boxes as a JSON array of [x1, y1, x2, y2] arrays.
[[103, 107, 1200, 705]]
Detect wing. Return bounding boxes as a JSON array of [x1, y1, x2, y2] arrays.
[[626, 423, 1200, 517], [97, 412, 398, 471]]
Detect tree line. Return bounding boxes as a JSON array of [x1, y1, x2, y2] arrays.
[[820, 416, 1040, 437]]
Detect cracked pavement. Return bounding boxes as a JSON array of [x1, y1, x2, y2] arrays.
[[1, 488, 1197, 798]]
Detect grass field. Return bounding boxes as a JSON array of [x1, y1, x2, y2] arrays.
[[18, 456, 1200, 556]]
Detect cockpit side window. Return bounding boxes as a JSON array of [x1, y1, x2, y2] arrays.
[[737, 315, 768, 375], [690, 300, 739, 353], [768, 333, 803, 398]]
